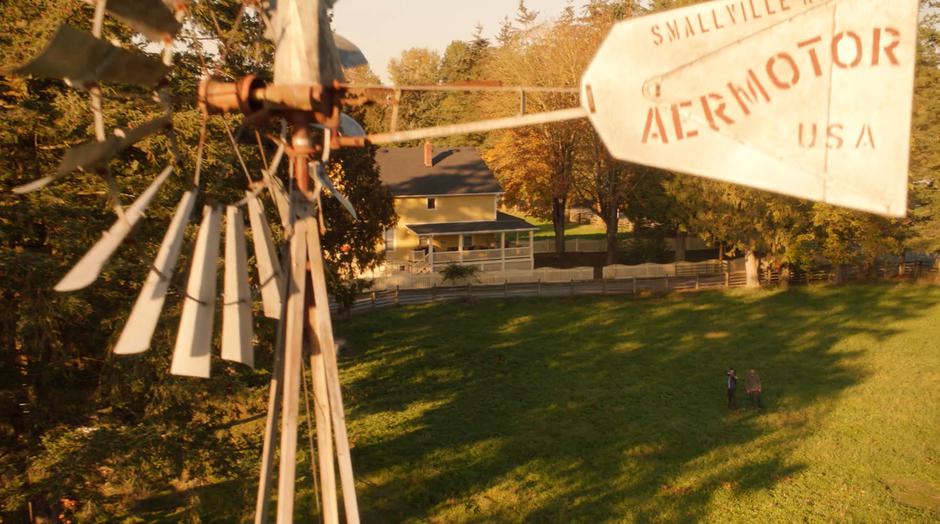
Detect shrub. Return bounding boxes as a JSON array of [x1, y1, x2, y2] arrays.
[[439, 264, 481, 285]]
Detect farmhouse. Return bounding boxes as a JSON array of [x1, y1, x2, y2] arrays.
[[376, 143, 536, 274]]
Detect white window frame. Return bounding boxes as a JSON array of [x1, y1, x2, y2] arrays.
[[427, 197, 437, 210]]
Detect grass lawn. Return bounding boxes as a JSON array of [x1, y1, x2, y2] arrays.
[[327, 283, 940, 523], [525, 216, 611, 240]]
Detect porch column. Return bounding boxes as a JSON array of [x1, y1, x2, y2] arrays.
[[500, 232, 506, 271], [458, 234, 464, 263], [429, 235, 435, 272], [529, 230, 535, 270]]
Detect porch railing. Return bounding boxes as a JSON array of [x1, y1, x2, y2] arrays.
[[409, 247, 532, 266]]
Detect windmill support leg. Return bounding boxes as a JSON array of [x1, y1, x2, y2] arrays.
[[305, 210, 361, 524], [255, 252, 292, 524], [265, 126, 360, 523], [254, 299, 287, 523], [308, 328, 338, 524], [275, 209, 309, 523]]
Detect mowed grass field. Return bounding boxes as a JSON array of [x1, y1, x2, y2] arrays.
[[525, 216, 610, 240], [324, 284, 940, 523]]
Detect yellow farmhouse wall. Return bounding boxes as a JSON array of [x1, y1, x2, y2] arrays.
[[386, 194, 498, 261], [396, 194, 496, 223]]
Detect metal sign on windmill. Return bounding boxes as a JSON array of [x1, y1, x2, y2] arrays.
[[582, 0, 919, 217]]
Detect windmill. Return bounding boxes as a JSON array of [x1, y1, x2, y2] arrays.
[[6, 0, 921, 522]]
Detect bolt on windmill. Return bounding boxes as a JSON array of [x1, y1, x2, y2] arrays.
[[6, 0, 920, 522]]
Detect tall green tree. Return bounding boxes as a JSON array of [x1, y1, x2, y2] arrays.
[[387, 47, 444, 138], [435, 27, 493, 146]]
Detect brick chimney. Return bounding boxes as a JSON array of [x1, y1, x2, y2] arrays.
[[423, 141, 433, 167]]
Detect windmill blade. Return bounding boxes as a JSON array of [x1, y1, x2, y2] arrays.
[[83, 0, 182, 42], [270, 0, 344, 85], [580, 0, 919, 217], [12, 174, 65, 195], [58, 117, 172, 176], [54, 165, 174, 292], [171, 205, 222, 379], [247, 192, 284, 319], [113, 190, 198, 355], [333, 33, 368, 69], [13, 117, 171, 194], [13, 25, 169, 86], [222, 206, 254, 367], [261, 142, 292, 229]]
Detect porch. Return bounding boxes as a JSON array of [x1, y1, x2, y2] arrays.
[[404, 212, 536, 273]]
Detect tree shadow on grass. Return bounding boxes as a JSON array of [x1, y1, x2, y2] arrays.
[[127, 479, 251, 523], [335, 284, 937, 523]]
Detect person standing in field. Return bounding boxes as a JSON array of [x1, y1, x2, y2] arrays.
[[726, 368, 738, 409], [746, 368, 763, 409]]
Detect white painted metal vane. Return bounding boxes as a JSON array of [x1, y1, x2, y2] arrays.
[[581, 0, 920, 216]]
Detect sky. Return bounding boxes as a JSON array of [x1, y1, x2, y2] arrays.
[[332, 0, 586, 84]]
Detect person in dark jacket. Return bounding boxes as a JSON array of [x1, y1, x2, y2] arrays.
[[726, 368, 738, 409]]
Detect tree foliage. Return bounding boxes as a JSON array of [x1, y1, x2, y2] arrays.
[[0, 1, 393, 520]]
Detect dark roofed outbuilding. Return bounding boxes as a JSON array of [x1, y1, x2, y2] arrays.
[[375, 147, 503, 197]]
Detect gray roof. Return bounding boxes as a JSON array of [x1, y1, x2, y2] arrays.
[[375, 147, 503, 196], [406, 211, 536, 235]]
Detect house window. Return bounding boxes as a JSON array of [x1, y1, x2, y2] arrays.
[[462, 234, 473, 250], [384, 228, 396, 252], [427, 197, 436, 210]]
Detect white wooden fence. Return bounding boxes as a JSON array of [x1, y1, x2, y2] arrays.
[[335, 272, 749, 315], [603, 259, 732, 279], [367, 260, 736, 291], [532, 236, 712, 254], [533, 238, 608, 253], [367, 266, 595, 291]]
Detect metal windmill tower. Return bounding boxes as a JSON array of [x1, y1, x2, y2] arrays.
[[7, 0, 921, 522]]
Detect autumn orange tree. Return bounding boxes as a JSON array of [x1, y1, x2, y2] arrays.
[[481, 4, 588, 256]]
